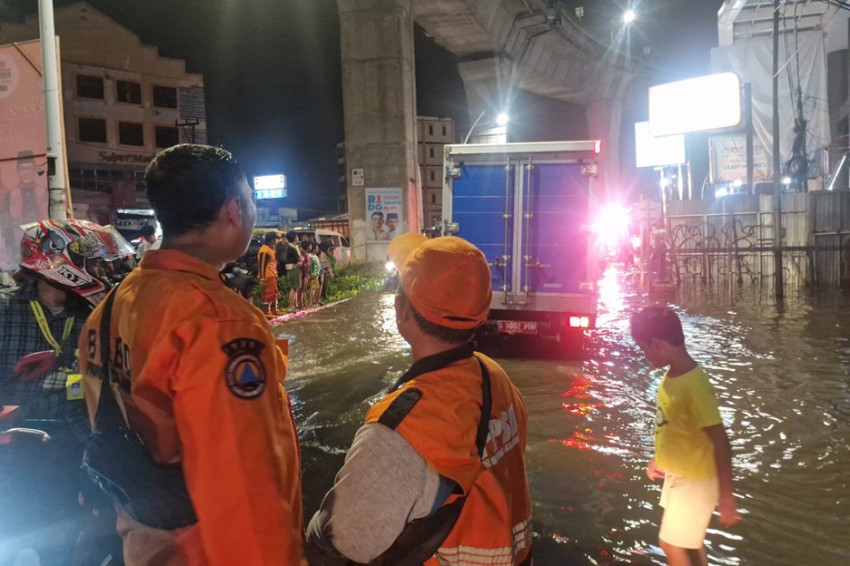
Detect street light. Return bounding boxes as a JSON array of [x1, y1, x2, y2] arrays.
[[464, 110, 510, 144], [623, 9, 636, 24]]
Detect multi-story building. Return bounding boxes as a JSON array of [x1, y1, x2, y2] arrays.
[[0, 2, 206, 223], [417, 116, 455, 229]]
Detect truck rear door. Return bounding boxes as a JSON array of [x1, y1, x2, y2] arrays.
[[519, 161, 590, 297], [448, 161, 515, 294]]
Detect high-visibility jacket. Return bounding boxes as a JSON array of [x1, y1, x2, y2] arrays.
[[79, 249, 303, 566], [258, 244, 277, 280], [365, 347, 533, 566]]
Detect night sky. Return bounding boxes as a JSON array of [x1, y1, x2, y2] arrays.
[[1, 0, 724, 213]]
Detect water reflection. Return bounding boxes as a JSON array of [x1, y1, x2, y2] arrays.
[[281, 276, 850, 565]]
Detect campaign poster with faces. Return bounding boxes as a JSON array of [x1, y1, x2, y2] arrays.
[[365, 188, 402, 242]]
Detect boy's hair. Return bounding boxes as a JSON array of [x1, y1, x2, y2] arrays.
[[145, 144, 246, 237], [264, 231, 278, 245], [140, 224, 156, 237], [397, 290, 477, 344], [285, 230, 297, 243], [630, 306, 685, 347]]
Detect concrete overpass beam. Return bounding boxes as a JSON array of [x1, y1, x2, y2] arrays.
[[338, 0, 418, 262]]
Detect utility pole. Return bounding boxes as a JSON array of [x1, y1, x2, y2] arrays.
[[772, 0, 784, 299], [39, 0, 68, 219]]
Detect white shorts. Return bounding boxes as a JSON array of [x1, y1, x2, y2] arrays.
[[659, 472, 719, 549]]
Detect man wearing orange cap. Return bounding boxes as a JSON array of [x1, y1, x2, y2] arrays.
[[306, 233, 533, 565]]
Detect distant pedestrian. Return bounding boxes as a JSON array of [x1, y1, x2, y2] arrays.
[[308, 244, 321, 306], [630, 306, 739, 566], [283, 231, 302, 311], [135, 224, 159, 260], [258, 231, 279, 316]]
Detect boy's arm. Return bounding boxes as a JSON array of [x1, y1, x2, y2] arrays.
[[704, 424, 740, 526]]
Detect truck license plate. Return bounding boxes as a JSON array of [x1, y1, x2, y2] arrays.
[[496, 321, 538, 335]]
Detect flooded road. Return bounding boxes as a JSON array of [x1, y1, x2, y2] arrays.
[[278, 268, 850, 565]]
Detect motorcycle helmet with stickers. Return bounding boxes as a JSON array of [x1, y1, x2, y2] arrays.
[[19, 219, 136, 307]]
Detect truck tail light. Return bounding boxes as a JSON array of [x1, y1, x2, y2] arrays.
[[568, 316, 590, 328]]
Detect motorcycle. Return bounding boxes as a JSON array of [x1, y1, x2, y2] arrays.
[[382, 260, 399, 293], [1, 372, 123, 566]]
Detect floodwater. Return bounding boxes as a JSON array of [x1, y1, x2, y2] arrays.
[[278, 268, 850, 565]]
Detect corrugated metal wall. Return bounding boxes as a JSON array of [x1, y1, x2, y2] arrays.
[[666, 191, 850, 288]]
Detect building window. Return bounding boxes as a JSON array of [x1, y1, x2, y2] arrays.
[[429, 170, 435, 182], [441, 126, 447, 136], [153, 85, 178, 108], [429, 147, 434, 158], [78, 118, 107, 143], [155, 126, 180, 148], [428, 125, 434, 136], [119, 122, 144, 146], [77, 75, 104, 99], [431, 193, 436, 204], [116, 80, 142, 104]]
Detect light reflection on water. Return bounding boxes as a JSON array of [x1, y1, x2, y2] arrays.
[[280, 275, 850, 565]]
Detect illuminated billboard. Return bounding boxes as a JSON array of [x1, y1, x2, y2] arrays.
[[254, 174, 287, 199], [649, 72, 741, 137], [634, 121, 685, 168]]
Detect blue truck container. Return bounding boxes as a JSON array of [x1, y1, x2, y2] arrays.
[[442, 141, 600, 343]]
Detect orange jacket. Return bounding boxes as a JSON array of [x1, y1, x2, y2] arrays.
[[79, 249, 303, 566], [258, 244, 278, 280], [365, 351, 532, 565]]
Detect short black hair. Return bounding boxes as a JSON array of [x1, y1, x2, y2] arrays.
[[285, 230, 297, 243], [387, 213, 398, 220], [371, 211, 384, 219], [145, 144, 246, 237], [140, 224, 156, 237], [264, 231, 278, 244], [397, 290, 477, 344], [630, 306, 685, 347]]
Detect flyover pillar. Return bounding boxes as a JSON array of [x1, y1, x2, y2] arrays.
[[338, 0, 419, 262], [586, 98, 623, 203], [457, 56, 513, 143]]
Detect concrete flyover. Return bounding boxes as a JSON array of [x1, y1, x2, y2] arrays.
[[413, 0, 634, 195], [337, 0, 631, 261]]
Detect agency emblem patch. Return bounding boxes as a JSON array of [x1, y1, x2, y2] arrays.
[[222, 338, 267, 399]]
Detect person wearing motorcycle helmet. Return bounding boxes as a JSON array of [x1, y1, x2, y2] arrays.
[[0, 218, 134, 566]]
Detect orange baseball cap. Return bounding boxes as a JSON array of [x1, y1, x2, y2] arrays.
[[388, 233, 492, 330]]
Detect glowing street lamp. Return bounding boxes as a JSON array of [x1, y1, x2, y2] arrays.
[[496, 112, 510, 126], [623, 9, 636, 24]]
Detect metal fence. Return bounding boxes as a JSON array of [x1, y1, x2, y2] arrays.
[[666, 191, 850, 289]]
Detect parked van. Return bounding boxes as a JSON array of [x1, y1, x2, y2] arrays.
[[293, 228, 351, 265]]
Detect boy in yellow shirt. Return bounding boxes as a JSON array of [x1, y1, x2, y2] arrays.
[[630, 306, 740, 566]]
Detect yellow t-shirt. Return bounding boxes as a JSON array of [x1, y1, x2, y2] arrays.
[[655, 365, 722, 480]]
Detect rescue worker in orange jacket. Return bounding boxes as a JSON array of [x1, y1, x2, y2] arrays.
[[257, 231, 280, 316], [305, 234, 533, 565], [79, 144, 304, 566]]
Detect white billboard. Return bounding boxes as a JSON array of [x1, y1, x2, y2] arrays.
[[649, 72, 742, 137], [254, 174, 286, 189], [634, 121, 685, 168]]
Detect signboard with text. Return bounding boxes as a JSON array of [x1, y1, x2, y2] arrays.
[[254, 174, 287, 199]]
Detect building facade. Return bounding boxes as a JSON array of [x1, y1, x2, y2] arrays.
[[417, 116, 455, 229], [0, 2, 206, 223]]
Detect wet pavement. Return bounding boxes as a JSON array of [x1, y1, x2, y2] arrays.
[[277, 267, 850, 565]]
